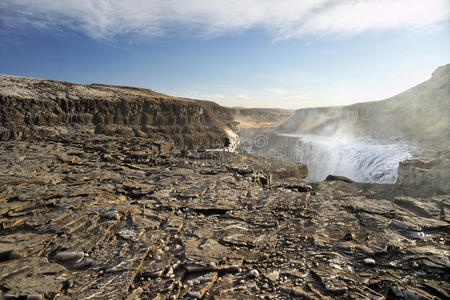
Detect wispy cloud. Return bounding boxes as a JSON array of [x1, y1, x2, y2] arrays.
[[237, 94, 250, 100], [2, 0, 450, 40]]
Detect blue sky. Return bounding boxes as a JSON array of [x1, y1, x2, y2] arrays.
[[1, 0, 449, 109]]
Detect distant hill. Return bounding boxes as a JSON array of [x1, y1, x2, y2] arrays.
[[231, 107, 294, 129]]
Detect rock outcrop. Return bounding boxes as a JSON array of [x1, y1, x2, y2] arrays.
[[0, 75, 238, 149], [397, 150, 450, 197]]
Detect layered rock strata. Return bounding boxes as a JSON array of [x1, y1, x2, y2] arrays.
[[0, 75, 237, 149]]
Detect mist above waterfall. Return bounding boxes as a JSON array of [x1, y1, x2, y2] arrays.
[[279, 134, 415, 183], [278, 65, 450, 145], [237, 64, 450, 183], [238, 132, 416, 183]]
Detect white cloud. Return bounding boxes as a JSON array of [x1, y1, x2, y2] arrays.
[[237, 94, 249, 99], [2, 0, 449, 40]]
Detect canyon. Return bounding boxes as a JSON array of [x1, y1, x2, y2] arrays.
[[239, 64, 450, 185], [0, 67, 449, 299]]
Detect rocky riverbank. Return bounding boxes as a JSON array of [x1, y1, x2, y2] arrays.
[[0, 135, 448, 299]]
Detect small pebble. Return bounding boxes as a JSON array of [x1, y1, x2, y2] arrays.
[[154, 255, 162, 261], [343, 232, 355, 241], [248, 269, 260, 278], [55, 251, 84, 262], [27, 295, 44, 300], [100, 210, 120, 220], [188, 291, 202, 298]]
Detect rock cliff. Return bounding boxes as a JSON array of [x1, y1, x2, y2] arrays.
[[0, 75, 238, 149]]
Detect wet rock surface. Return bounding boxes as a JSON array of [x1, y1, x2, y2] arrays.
[[0, 135, 449, 299]]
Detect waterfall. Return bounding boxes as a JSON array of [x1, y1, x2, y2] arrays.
[[239, 132, 415, 183], [284, 134, 414, 183]]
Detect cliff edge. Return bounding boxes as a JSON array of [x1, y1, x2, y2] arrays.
[[0, 75, 238, 149]]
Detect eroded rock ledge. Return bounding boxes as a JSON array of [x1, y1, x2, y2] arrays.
[[0, 135, 448, 299], [397, 150, 450, 197], [0, 75, 237, 149]]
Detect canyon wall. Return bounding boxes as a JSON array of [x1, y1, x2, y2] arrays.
[[231, 107, 294, 129], [0, 75, 238, 149]]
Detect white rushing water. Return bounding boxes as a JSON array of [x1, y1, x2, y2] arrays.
[[270, 134, 415, 183]]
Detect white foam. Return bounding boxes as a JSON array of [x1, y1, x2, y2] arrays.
[[268, 134, 414, 183]]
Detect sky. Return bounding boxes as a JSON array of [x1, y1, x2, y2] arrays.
[[1, 0, 449, 109]]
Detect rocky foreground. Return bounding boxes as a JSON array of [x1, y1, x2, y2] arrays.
[[0, 135, 448, 299]]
